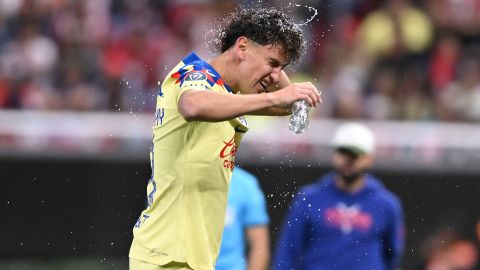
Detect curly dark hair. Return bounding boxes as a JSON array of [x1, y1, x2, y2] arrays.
[[220, 8, 305, 64]]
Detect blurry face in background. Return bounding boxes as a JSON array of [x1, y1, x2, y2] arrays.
[[235, 38, 288, 94], [332, 148, 373, 183]]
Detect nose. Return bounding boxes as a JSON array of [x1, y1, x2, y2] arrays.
[[269, 67, 282, 83]]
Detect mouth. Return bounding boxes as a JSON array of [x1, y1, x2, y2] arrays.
[[260, 81, 267, 91], [343, 168, 355, 175]]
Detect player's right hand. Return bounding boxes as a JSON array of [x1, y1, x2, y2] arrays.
[[269, 82, 322, 108]]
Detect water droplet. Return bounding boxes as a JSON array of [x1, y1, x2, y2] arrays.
[[294, 4, 319, 26]]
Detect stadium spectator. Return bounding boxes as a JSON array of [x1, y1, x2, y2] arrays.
[[356, 0, 433, 59], [436, 56, 480, 121], [273, 123, 405, 270]]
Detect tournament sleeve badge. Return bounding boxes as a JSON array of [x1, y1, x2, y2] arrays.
[[171, 64, 227, 90]]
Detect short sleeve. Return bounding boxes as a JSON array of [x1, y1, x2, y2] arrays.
[[170, 64, 215, 102]]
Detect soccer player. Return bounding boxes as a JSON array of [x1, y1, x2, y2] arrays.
[[216, 167, 270, 270], [274, 123, 405, 270], [129, 9, 321, 270]]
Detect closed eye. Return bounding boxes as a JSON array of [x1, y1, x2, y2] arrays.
[[269, 60, 281, 68], [268, 59, 288, 70]]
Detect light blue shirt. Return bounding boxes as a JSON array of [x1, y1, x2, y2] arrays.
[[215, 167, 269, 270]]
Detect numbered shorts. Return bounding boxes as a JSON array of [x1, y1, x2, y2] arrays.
[[130, 258, 193, 270]]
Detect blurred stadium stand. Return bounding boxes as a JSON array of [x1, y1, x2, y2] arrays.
[[1, 111, 480, 173], [1, 0, 480, 269], [1, 0, 480, 122]]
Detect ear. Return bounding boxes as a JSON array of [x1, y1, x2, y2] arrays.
[[235, 36, 248, 60]]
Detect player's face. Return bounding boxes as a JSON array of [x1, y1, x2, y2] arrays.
[[237, 40, 288, 94], [332, 149, 373, 181]]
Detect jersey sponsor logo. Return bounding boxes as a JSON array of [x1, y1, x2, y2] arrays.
[[324, 203, 373, 234], [220, 137, 238, 158], [185, 71, 207, 81], [220, 136, 238, 170]]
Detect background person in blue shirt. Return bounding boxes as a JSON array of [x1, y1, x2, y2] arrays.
[[274, 123, 405, 270], [216, 167, 270, 270]]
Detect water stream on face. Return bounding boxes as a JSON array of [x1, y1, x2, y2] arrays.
[[293, 4, 318, 26], [200, 3, 320, 56]]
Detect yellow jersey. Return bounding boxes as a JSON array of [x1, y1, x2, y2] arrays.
[[129, 52, 249, 270]]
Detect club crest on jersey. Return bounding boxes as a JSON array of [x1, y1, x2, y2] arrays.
[[185, 71, 207, 81]]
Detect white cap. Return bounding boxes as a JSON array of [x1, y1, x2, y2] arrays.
[[332, 123, 375, 155]]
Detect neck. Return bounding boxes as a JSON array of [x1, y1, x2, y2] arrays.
[[208, 52, 238, 92], [334, 174, 366, 193]]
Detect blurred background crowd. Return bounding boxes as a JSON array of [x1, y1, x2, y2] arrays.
[[1, 0, 480, 121]]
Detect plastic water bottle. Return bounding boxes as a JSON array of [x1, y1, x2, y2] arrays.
[[289, 100, 310, 134]]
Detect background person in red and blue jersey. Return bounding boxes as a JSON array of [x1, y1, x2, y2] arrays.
[[216, 167, 270, 270], [273, 123, 405, 270]]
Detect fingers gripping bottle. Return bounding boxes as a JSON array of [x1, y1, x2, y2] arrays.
[[289, 100, 310, 134]]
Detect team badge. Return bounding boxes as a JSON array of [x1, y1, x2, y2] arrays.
[[185, 71, 207, 81]]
